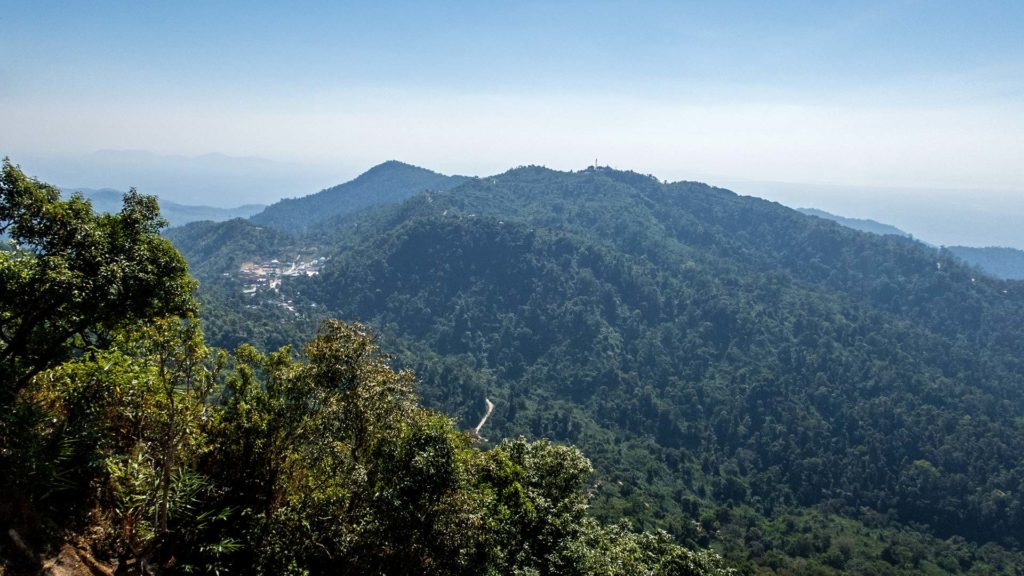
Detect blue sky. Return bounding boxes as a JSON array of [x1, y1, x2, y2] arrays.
[[2, 1, 1023, 218]]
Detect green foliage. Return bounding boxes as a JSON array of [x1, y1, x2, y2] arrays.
[[4, 318, 221, 562], [3, 285, 725, 572], [4, 163, 728, 573], [0, 159, 196, 397], [163, 218, 297, 279], [162, 218, 326, 352], [194, 320, 728, 575], [707, 505, 1024, 575], [303, 207, 1024, 543], [175, 164, 1024, 573]]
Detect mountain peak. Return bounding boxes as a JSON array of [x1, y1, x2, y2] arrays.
[[357, 160, 443, 181], [249, 161, 469, 232], [364, 159, 416, 172], [368, 159, 417, 170]]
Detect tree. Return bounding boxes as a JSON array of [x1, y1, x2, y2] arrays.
[[0, 159, 196, 399]]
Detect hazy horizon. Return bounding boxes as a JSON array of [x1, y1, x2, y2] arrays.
[[3, 1, 1023, 246], [7, 149, 1024, 250]]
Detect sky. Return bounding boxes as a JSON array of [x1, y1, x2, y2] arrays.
[[2, 1, 1023, 245]]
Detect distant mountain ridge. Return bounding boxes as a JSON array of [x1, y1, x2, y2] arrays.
[[249, 160, 468, 232], [798, 206, 1024, 280], [798, 207, 911, 237], [67, 187, 265, 227], [946, 245, 1024, 280]]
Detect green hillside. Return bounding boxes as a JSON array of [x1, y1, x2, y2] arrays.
[[2, 160, 733, 574], [165, 218, 298, 277], [173, 164, 1024, 574]]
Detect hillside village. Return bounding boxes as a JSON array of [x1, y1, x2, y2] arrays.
[[236, 256, 327, 308]]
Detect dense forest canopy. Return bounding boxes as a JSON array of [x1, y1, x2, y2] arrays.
[[0, 161, 732, 574], [170, 162, 1024, 575], [0, 159, 195, 398]]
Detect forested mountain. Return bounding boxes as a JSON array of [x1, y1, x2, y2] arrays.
[[2, 161, 733, 574], [163, 218, 324, 352], [249, 160, 468, 233], [66, 187, 265, 227], [797, 207, 911, 238], [947, 245, 1024, 280], [164, 218, 298, 278], [172, 164, 1024, 575]]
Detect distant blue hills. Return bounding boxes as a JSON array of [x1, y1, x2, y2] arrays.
[[800, 206, 1024, 280], [65, 187, 265, 228], [798, 207, 912, 238]]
